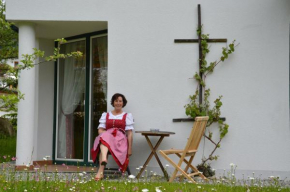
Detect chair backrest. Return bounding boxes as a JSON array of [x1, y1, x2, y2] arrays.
[[184, 116, 209, 152]]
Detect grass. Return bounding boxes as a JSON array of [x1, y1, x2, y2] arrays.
[[0, 163, 289, 192], [0, 180, 289, 192], [0, 136, 289, 191], [0, 136, 16, 163], [0, 175, 289, 192]]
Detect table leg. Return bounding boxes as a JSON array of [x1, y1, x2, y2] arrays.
[[136, 136, 168, 181], [144, 135, 169, 181]]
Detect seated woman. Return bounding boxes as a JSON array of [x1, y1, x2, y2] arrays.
[[91, 93, 133, 181]]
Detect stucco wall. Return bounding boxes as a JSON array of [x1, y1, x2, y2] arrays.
[[6, 0, 290, 177]]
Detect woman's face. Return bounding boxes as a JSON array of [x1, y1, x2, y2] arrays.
[[113, 96, 123, 110]]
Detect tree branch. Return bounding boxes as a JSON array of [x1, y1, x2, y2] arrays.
[[204, 134, 217, 145]]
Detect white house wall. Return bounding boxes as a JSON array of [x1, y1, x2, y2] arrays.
[[6, 0, 290, 178]]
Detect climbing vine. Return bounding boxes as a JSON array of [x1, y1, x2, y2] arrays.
[[185, 26, 238, 176]]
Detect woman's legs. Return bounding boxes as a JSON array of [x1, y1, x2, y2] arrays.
[[95, 144, 109, 179], [100, 144, 108, 162]]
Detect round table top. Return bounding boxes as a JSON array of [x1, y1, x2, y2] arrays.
[[135, 131, 175, 136]]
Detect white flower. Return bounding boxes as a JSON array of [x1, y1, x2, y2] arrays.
[[24, 190, 27, 192], [142, 189, 149, 192], [43, 157, 47, 161], [128, 175, 135, 179], [155, 187, 162, 192], [136, 167, 140, 170], [197, 186, 201, 189], [165, 164, 169, 167], [230, 163, 235, 167], [45, 156, 50, 158], [249, 177, 254, 180], [25, 164, 30, 168], [79, 173, 83, 177]]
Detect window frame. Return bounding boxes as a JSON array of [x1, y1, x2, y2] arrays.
[[52, 30, 108, 166]]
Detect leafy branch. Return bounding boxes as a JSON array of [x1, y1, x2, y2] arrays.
[[185, 25, 238, 168], [0, 38, 83, 115]]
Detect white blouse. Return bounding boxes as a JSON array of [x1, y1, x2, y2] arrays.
[[98, 112, 134, 131]]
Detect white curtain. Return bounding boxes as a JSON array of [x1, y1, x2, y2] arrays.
[[57, 41, 85, 158]]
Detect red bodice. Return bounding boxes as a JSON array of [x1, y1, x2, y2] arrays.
[[106, 112, 127, 131]]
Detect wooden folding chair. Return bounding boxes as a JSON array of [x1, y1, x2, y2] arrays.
[[159, 116, 209, 183]]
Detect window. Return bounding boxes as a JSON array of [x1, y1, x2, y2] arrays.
[[54, 30, 107, 164]]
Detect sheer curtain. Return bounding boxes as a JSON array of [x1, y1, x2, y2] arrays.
[[57, 41, 85, 159]]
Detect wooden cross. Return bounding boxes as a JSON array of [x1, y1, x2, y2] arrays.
[[175, 4, 227, 104]]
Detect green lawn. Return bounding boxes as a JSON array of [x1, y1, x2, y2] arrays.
[[0, 136, 289, 191], [0, 179, 289, 192], [0, 136, 16, 163]]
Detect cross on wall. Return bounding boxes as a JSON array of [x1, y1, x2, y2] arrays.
[[174, 4, 227, 104]]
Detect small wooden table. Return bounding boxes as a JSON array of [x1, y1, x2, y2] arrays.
[[135, 131, 175, 180]]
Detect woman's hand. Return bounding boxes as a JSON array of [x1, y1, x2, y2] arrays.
[[128, 148, 132, 156], [98, 128, 106, 135]]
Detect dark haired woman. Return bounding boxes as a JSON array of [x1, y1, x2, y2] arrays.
[[91, 93, 134, 181]]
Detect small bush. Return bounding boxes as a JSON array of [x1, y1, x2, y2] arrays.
[[196, 163, 215, 178]]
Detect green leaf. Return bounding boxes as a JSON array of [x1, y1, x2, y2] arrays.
[[216, 101, 222, 107], [209, 132, 213, 139]]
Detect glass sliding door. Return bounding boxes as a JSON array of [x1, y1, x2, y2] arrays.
[[89, 35, 108, 161], [54, 30, 108, 164], [56, 39, 86, 160]]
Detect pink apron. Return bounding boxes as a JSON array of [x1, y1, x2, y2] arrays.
[[91, 113, 129, 172]]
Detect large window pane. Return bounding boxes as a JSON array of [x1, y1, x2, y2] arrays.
[[90, 35, 108, 160], [57, 40, 86, 160]]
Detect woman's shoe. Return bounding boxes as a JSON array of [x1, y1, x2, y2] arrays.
[[101, 160, 107, 166], [95, 177, 103, 181]]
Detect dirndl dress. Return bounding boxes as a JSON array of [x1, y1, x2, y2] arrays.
[[91, 113, 129, 172]]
